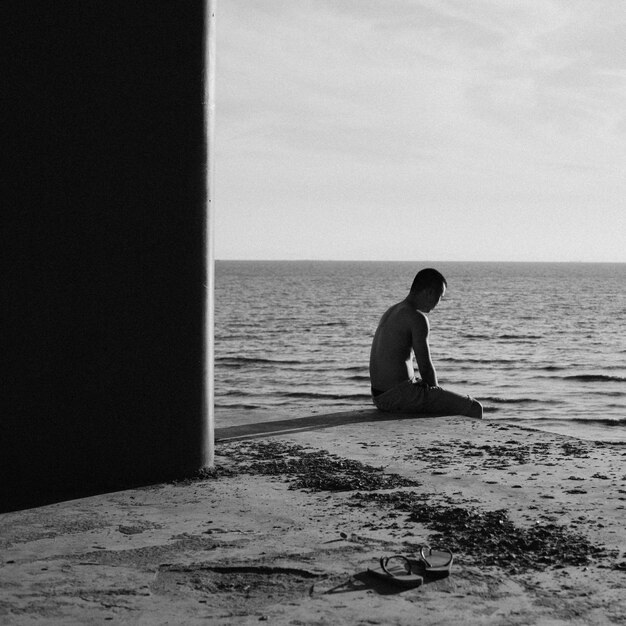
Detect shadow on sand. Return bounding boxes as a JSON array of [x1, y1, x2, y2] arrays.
[[3, 410, 418, 513], [324, 570, 445, 596], [215, 409, 426, 442]]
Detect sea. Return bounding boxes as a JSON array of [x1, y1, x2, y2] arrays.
[[215, 261, 626, 443]]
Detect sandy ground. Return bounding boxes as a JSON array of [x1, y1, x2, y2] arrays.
[[1, 411, 625, 625]]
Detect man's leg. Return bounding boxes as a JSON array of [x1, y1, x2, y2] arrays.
[[372, 380, 427, 413], [373, 380, 482, 418], [421, 384, 483, 418], [467, 400, 483, 418]]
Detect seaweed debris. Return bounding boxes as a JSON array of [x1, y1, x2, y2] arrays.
[[404, 439, 553, 470], [195, 466, 238, 479], [351, 491, 614, 572], [219, 441, 419, 492], [169, 465, 237, 485], [562, 441, 591, 457]]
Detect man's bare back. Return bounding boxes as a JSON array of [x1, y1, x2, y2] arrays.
[[369, 268, 482, 418], [369, 301, 434, 391]]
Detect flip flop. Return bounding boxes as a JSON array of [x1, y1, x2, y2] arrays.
[[418, 545, 454, 576], [367, 555, 423, 587]]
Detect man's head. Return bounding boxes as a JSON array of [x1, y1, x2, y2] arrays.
[[409, 268, 447, 312]]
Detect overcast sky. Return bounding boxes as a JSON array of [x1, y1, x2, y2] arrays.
[[215, 0, 626, 262]]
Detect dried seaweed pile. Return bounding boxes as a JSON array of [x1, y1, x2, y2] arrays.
[[562, 441, 591, 457], [221, 441, 419, 492], [352, 491, 614, 572]]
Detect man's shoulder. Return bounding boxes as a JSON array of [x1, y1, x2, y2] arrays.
[[385, 301, 428, 328]]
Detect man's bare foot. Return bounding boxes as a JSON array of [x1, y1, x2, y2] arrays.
[[467, 399, 483, 419]]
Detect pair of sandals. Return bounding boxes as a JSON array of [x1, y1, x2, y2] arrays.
[[368, 546, 454, 587]]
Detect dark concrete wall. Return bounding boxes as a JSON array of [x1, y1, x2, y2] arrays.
[[1, 1, 209, 511]]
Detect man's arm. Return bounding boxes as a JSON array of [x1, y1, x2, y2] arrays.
[[411, 311, 438, 387]]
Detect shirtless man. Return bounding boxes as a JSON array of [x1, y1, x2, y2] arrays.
[[369, 268, 483, 418]]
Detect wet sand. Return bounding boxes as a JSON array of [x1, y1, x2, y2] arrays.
[[1, 412, 625, 624]]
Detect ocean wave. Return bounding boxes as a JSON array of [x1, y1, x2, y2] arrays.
[[481, 396, 562, 405], [279, 391, 373, 401], [347, 374, 371, 382], [440, 357, 519, 364], [497, 334, 543, 340], [538, 417, 626, 428], [216, 356, 304, 366], [218, 390, 258, 397], [563, 374, 626, 383], [483, 406, 501, 413], [214, 402, 262, 410], [495, 340, 536, 344]]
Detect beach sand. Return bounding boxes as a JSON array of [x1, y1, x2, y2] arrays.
[[1, 412, 625, 624]]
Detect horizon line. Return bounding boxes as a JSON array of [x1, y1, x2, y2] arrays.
[[215, 258, 625, 264]]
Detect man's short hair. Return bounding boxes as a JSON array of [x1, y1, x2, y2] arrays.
[[410, 268, 447, 294]]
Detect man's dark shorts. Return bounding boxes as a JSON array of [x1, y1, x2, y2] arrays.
[[372, 379, 473, 416]]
